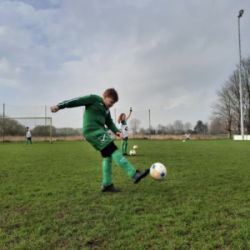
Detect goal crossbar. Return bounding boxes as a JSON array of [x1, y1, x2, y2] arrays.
[[1, 117, 52, 142]]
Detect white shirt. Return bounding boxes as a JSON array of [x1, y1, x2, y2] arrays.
[[186, 133, 190, 138], [119, 119, 129, 137], [26, 130, 32, 138]]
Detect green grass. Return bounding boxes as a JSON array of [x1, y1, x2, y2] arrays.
[[0, 139, 250, 250]]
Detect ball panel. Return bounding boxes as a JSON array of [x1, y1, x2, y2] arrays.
[[151, 169, 162, 179]]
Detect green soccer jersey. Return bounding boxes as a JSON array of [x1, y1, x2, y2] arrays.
[[57, 95, 120, 135]]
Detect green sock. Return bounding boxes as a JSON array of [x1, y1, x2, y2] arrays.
[[125, 141, 128, 154], [121, 141, 124, 154], [26, 139, 28, 145], [102, 157, 112, 186], [111, 150, 136, 178]]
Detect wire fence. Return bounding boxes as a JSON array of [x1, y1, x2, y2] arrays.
[[1, 103, 229, 142]]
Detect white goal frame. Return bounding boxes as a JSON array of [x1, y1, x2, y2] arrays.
[[1, 117, 53, 143]]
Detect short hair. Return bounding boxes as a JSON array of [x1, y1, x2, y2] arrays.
[[26, 127, 29, 129], [103, 88, 119, 102]]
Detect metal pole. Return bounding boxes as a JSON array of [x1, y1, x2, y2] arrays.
[[45, 106, 47, 141], [114, 108, 116, 140], [50, 118, 52, 144], [149, 109, 151, 139], [238, 12, 244, 140], [3, 103, 5, 142]]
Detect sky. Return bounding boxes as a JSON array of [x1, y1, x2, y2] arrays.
[[0, 0, 250, 129]]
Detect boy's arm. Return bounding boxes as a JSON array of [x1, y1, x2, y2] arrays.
[[50, 95, 96, 113], [116, 129, 124, 139], [106, 112, 120, 135], [126, 107, 133, 119]]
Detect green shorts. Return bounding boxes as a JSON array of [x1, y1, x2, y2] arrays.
[[84, 129, 114, 151]]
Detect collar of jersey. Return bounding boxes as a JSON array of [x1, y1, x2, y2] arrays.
[[100, 98, 109, 110]]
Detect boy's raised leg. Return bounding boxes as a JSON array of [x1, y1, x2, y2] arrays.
[[111, 150, 149, 183]]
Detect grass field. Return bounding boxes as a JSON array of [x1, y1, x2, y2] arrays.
[[0, 139, 250, 250]]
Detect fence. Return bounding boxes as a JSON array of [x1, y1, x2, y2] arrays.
[[1, 103, 230, 142]]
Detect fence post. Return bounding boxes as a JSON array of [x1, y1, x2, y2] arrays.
[[50, 118, 52, 144], [3, 103, 5, 142], [149, 109, 151, 139], [45, 106, 47, 141], [45, 105, 47, 141], [114, 108, 116, 140]]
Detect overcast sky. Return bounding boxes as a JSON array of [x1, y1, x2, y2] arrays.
[[1, 0, 250, 129]]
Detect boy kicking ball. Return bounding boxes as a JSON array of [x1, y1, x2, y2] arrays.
[[50, 88, 149, 192]]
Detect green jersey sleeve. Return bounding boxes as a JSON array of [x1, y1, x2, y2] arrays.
[[57, 95, 96, 109], [105, 112, 120, 134]]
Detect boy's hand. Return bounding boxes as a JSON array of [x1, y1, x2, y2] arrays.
[[116, 130, 124, 139], [50, 105, 59, 113]]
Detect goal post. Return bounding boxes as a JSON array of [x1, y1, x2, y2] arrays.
[[1, 117, 53, 143]]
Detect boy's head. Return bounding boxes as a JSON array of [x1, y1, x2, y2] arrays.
[[26, 127, 29, 130], [103, 88, 118, 108]]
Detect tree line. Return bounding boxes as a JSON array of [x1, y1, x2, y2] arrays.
[[211, 56, 250, 138], [0, 117, 82, 137], [128, 118, 222, 135]]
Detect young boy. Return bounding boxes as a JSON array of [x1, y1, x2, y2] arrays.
[[185, 132, 191, 141], [50, 88, 149, 192], [24, 127, 33, 146]]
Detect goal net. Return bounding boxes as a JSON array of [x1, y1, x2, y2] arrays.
[[0, 117, 52, 143]]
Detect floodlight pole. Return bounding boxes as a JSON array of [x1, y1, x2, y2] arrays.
[[238, 10, 244, 140]]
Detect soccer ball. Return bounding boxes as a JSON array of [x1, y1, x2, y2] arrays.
[[133, 145, 138, 149], [150, 163, 167, 180], [129, 149, 136, 156], [183, 140, 185, 142]]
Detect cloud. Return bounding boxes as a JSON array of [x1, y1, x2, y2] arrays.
[[0, 58, 20, 88], [0, 0, 250, 127], [165, 95, 190, 110]]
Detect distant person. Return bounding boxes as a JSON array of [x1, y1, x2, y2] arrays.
[[117, 108, 132, 156], [24, 127, 33, 146], [185, 132, 191, 141], [50, 88, 149, 192]]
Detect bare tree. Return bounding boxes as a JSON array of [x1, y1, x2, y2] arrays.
[[242, 57, 250, 134], [211, 84, 234, 138], [129, 118, 141, 135], [227, 70, 241, 134], [173, 120, 183, 135], [183, 122, 192, 132], [165, 123, 174, 135], [157, 124, 166, 134], [210, 117, 223, 135]]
